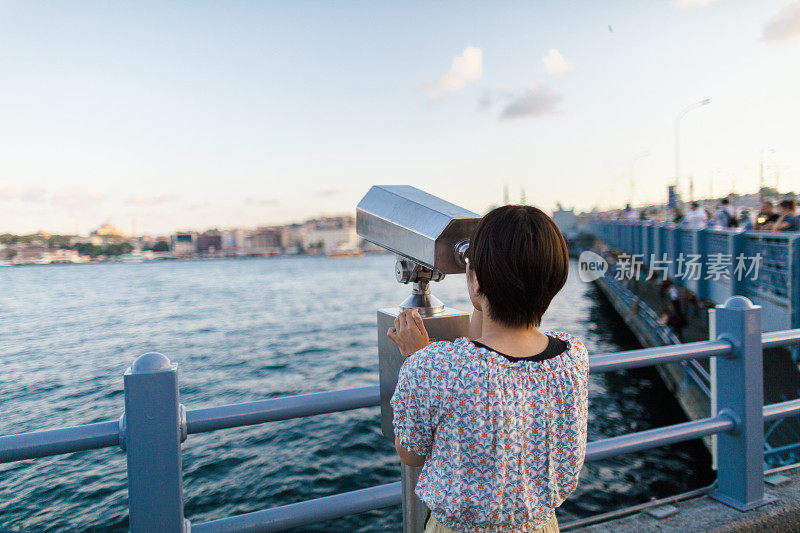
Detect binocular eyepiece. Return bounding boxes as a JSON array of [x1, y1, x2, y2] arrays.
[[357, 185, 481, 315]]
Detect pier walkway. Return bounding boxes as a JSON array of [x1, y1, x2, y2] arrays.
[[579, 466, 800, 532]]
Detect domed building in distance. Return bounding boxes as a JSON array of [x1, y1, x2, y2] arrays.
[[90, 221, 126, 243]]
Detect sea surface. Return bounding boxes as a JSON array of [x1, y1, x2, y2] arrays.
[[0, 254, 713, 531]]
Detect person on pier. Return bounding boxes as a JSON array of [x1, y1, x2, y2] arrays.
[[767, 199, 800, 232], [388, 205, 589, 533]]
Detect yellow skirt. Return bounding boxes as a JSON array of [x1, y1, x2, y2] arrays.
[[424, 512, 559, 533]]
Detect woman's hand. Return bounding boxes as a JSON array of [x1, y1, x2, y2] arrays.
[[387, 309, 430, 357]]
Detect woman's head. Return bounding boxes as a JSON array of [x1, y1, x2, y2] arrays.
[[466, 205, 569, 328]]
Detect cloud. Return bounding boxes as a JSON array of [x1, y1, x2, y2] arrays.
[[315, 188, 343, 197], [762, 1, 800, 43], [499, 84, 563, 119], [424, 46, 483, 98], [0, 181, 21, 200], [20, 188, 46, 202], [244, 197, 279, 206], [0, 180, 47, 202], [543, 49, 573, 78], [185, 201, 211, 210], [478, 88, 514, 110], [479, 89, 496, 109], [51, 186, 104, 209], [671, 0, 719, 8], [125, 193, 177, 206]]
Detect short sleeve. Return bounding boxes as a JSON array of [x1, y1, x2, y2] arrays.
[[390, 354, 435, 456]]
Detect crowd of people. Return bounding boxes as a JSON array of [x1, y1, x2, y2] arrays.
[[615, 198, 799, 232], [675, 198, 799, 231]]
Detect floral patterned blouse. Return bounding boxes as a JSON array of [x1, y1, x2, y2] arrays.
[[391, 332, 589, 532]]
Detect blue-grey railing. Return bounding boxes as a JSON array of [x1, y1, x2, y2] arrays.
[[589, 219, 800, 466], [587, 220, 800, 333], [3, 297, 800, 530]]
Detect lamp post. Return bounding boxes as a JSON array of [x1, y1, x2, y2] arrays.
[[675, 98, 711, 195]]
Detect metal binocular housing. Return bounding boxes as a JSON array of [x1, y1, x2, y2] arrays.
[[357, 184, 480, 446], [357, 185, 482, 315]]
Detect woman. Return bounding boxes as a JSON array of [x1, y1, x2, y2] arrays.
[[388, 205, 589, 533]]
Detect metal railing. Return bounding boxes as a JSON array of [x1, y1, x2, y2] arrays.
[[3, 297, 800, 530], [586, 220, 800, 334], [590, 218, 800, 467]]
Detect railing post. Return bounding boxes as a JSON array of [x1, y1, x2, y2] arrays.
[[711, 296, 771, 510], [730, 230, 746, 297], [123, 353, 188, 532], [696, 228, 708, 300]]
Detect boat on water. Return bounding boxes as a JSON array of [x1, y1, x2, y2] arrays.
[[325, 244, 364, 258], [118, 250, 145, 263], [326, 248, 364, 258]]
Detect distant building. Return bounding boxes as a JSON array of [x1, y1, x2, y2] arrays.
[[92, 222, 126, 239], [14, 245, 48, 264], [251, 227, 283, 252], [221, 230, 236, 250], [170, 232, 197, 256], [552, 205, 578, 239], [302, 216, 358, 253], [197, 230, 222, 255], [219, 228, 251, 251], [283, 224, 306, 250]]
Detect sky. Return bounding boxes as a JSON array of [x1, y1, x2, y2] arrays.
[[1, 0, 800, 235]]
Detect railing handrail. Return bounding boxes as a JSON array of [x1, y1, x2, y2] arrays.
[[595, 218, 799, 237], [191, 482, 402, 533], [0, 420, 120, 463], [586, 412, 736, 462], [762, 329, 800, 349], [186, 385, 380, 435], [1, 331, 796, 464], [764, 399, 800, 422], [0, 386, 382, 464], [589, 338, 732, 372]]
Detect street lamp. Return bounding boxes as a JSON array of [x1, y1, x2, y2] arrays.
[[675, 98, 711, 194]]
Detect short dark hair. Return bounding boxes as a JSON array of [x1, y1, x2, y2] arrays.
[[467, 205, 569, 328], [779, 199, 796, 211]]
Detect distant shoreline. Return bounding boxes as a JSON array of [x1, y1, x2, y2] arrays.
[[0, 250, 388, 268]]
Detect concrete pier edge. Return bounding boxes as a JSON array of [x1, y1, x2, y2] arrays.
[[574, 465, 800, 532]]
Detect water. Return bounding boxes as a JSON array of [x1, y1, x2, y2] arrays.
[[0, 255, 713, 531]]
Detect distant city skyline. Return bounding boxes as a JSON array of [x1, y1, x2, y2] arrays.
[[1, 1, 800, 235]]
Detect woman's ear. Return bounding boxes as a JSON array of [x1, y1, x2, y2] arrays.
[[467, 267, 484, 311], [467, 267, 479, 293]]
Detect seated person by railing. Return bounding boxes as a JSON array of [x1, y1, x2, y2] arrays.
[[762, 199, 800, 232]]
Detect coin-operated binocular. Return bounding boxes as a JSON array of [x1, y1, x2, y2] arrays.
[[357, 185, 482, 440], [358, 185, 482, 532]]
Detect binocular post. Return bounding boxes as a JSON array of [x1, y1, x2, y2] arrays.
[[378, 276, 471, 531], [357, 185, 480, 532]]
